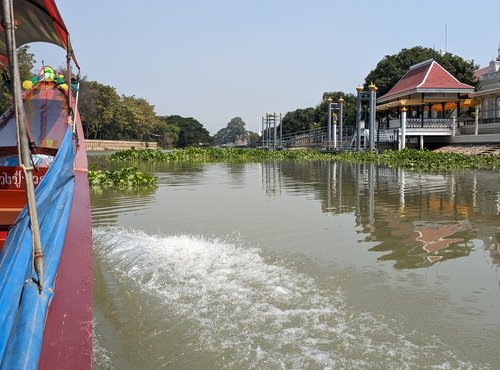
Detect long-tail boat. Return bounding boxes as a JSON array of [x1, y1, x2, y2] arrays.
[[0, 0, 92, 368]]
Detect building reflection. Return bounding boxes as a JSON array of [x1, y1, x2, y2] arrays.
[[260, 160, 500, 269], [261, 160, 282, 196]]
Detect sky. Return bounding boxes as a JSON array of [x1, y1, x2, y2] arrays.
[[31, 0, 500, 135]]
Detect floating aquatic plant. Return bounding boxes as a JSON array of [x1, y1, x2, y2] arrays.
[[108, 147, 337, 162], [332, 149, 500, 172], [88, 167, 158, 190], [106, 147, 500, 172]]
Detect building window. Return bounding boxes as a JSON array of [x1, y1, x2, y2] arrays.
[[484, 98, 495, 119]]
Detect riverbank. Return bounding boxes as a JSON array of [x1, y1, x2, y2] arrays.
[[86, 139, 157, 151]]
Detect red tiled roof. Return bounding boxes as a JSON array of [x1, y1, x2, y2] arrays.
[[378, 59, 474, 101]]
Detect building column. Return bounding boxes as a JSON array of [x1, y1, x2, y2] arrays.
[[401, 106, 407, 150], [419, 135, 424, 149], [368, 83, 378, 151], [355, 86, 363, 150], [474, 106, 479, 135]]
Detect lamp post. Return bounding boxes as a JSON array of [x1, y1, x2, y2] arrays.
[[368, 83, 378, 151], [326, 97, 333, 147], [338, 97, 344, 147], [332, 112, 338, 148], [400, 106, 407, 150], [325, 96, 344, 149], [355, 84, 377, 150], [355, 85, 364, 150]]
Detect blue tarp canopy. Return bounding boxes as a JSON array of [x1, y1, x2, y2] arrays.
[[0, 126, 75, 369]]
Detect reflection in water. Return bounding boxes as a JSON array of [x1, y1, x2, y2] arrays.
[[90, 160, 500, 369], [91, 189, 156, 227], [262, 160, 282, 196], [261, 161, 500, 269]]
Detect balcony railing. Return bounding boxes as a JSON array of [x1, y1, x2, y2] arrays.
[[405, 118, 453, 128], [389, 118, 454, 128]]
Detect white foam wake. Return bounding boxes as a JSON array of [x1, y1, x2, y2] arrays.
[[93, 227, 483, 369]]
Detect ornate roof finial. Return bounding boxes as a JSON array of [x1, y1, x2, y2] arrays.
[[368, 82, 378, 91]]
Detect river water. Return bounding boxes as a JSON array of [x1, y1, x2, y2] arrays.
[[90, 159, 500, 369]]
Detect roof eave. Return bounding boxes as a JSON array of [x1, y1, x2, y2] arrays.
[[471, 88, 500, 97], [378, 87, 474, 103], [377, 89, 418, 103], [415, 87, 475, 94]]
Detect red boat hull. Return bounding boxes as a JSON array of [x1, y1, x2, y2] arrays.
[[39, 120, 93, 369]]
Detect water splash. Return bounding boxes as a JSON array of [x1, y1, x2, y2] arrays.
[[93, 227, 485, 369], [92, 321, 114, 370]]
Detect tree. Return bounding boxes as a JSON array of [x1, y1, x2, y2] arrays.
[[247, 131, 260, 146], [0, 45, 35, 112], [214, 117, 248, 145], [318, 92, 357, 128], [154, 116, 180, 148], [364, 46, 479, 97], [78, 81, 121, 139], [281, 107, 317, 135], [167, 115, 213, 147], [79, 81, 160, 141], [77, 79, 98, 138], [115, 95, 159, 140]]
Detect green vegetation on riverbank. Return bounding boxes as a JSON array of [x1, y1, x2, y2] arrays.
[[108, 147, 336, 162], [332, 149, 500, 171], [88, 167, 158, 190], [107, 147, 500, 172]]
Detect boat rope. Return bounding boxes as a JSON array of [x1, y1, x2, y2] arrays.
[[73, 81, 80, 138], [66, 45, 74, 131], [20, 163, 44, 292]]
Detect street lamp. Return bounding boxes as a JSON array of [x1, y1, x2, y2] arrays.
[[368, 83, 378, 150], [325, 96, 344, 149], [355, 84, 377, 150], [338, 97, 344, 146], [326, 97, 333, 147], [355, 85, 364, 150]]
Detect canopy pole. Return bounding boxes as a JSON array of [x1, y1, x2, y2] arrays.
[[1, 0, 44, 292], [66, 38, 74, 130]]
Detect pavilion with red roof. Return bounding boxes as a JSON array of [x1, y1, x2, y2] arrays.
[[376, 59, 479, 149], [377, 59, 477, 111]]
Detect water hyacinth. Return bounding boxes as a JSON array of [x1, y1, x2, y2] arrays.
[[106, 147, 500, 172], [332, 149, 500, 172], [88, 167, 158, 190], [108, 147, 337, 162]]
